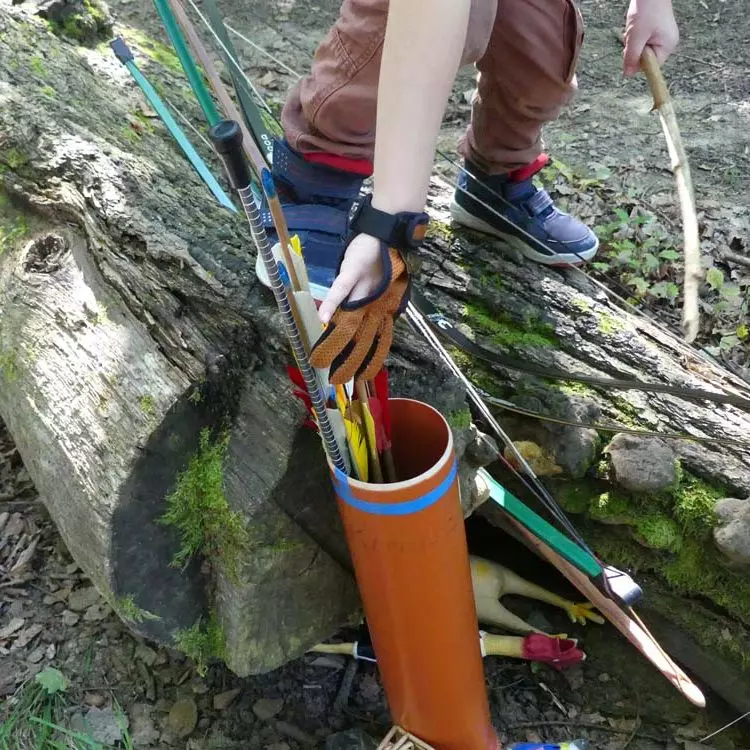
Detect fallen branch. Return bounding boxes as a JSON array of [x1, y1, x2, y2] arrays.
[[639, 46, 702, 343]]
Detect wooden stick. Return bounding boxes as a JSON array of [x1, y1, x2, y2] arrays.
[[639, 46, 702, 343]]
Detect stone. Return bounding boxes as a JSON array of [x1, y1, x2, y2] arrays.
[[71, 707, 129, 745], [712, 497, 750, 567], [0, 618, 25, 639], [167, 698, 198, 738], [213, 688, 242, 711], [604, 434, 677, 493], [134, 643, 159, 667], [68, 586, 101, 612], [85, 692, 107, 707], [252, 697, 284, 721], [62, 610, 80, 627], [130, 703, 160, 746], [83, 603, 110, 622], [325, 729, 379, 750]]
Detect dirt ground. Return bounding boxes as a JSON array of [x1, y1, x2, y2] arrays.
[[2, 0, 750, 747]]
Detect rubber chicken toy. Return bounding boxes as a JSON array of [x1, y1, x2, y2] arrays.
[[469, 555, 604, 634]]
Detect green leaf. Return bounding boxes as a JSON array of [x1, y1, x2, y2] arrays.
[[630, 277, 651, 296], [614, 207, 630, 223], [659, 248, 681, 261], [591, 261, 610, 272], [650, 281, 672, 299], [643, 253, 660, 272], [35, 667, 68, 695], [706, 267, 724, 290], [720, 283, 741, 300], [665, 282, 680, 300], [719, 334, 740, 351], [737, 323, 749, 341]]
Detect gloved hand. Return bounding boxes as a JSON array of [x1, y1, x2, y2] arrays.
[[309, 240, 410, 384]]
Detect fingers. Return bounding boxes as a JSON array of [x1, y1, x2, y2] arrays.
[[623, 28, 649, 76], [318, 265, 359, 325]]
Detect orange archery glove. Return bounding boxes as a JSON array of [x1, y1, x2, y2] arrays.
[[309, 243, 411, 385]]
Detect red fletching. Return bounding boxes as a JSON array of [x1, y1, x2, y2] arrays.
[[287, 366, 318, 431], [373, 369, 392, 441], [521, 634, 585, 670]]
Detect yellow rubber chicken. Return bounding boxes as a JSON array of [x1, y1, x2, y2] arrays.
[[470, 555, 604, 635]]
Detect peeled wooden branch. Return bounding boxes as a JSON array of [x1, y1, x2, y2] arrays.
[[639, 46, 702, 343]]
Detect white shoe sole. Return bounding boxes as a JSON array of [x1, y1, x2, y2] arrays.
[[449, 200, 599, 266]]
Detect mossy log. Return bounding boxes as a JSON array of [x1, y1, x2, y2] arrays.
[[0, 8, 489, 677], [3, 6, 750, 704]]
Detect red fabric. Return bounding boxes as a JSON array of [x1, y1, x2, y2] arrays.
[[507, 153, 550, 183], [303, 152, 374, 176], [521, 634, 584, 670]]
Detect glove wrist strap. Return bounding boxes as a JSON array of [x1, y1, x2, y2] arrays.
[[349, 194, 429, 250]]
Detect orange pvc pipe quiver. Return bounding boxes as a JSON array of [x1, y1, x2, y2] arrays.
[[330, 398, 499, 750]]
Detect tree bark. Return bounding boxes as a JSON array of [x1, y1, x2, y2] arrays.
[[2, 7, 750, 697]]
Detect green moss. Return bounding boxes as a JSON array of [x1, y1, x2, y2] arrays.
[[634, 515, 682, 553], [571, 295, 592, 313], [462, 300, 558, 350], [29, 54, 46, 76], [425, 219, 457, 244], [447, 408, 472, 430], [173, 611, 226, 675], [671, 472, 722, 536], [597, 312, 626, 335], [160, 428, 247, 580], [0, 348, 19, 383], [49, 0, 111, 45], [40, 86, 57, 99], [125, 28, 182, 73], [138, 394, 156, 419], [557, 380, 598, 399], [116, 594, 161, 624], [589, 489, 637, 524], [120, 125, 141, 145], [0, 193, 29, 256], [554, 482, 592, 514], [2, 147, 29, 173]]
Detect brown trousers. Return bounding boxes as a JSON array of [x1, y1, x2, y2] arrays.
[[281, 0, 584, 175]]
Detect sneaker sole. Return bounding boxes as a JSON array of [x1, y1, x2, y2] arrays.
[[449, 200, 599, 267]]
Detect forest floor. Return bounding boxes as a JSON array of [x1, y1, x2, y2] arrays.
[[1, 0, 749, 748]]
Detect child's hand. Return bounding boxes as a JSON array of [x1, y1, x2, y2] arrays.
[[623, 0, 679, 76], [318, 233, 384, 324]]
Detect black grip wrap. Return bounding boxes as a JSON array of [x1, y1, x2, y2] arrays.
[[209, 120, 251, 190]]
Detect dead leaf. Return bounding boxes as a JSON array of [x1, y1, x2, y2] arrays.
[[12, 623, 43, 650], [0, 617, 25, 639]]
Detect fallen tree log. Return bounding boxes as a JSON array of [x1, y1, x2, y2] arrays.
[[2, 6, 750, 709]]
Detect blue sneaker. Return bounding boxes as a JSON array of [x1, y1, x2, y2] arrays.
[[449, 156, 598, 266], [259, 139, 365, 300]]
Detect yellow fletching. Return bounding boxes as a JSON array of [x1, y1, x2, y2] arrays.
[[335, 386, 368, 481], [361, 402, 378, 457], [290, 234, 303, 256]]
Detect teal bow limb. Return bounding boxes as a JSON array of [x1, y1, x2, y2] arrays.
[[478, 467, 603, 578], [111, 37, 236, 213]]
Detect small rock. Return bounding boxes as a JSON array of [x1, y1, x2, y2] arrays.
[[83, 603, 110, 622], [73, 707, 129, 745], [276, 721, 316, 746], [85, 692, 107, 708], [604, 434, 677, 493], [130, 703, 160, 746], [325, 729, 379, 750], [213, 688, 242, 711], [27, 644, 46, 663], [4, 513, 24, 537], [598, 672, 611, 683], [68, 586, 101, 612], [62, 610, 80, 627], [167, 697, 198, 738], [135, 643, 159, 666], [46, 643, 56, 660], [310, 655, 345, 670], [712, 497, 750, 566], [253, 698, 284, 721]]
